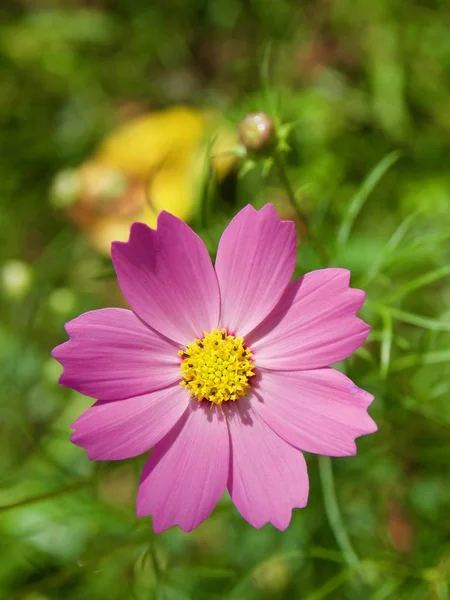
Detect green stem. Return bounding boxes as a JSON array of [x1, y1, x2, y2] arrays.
[[274, 153, 329, 264], [0, 480, 92, 513], [319, 456, 363, 576]]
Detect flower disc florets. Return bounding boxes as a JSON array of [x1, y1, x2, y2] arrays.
[[179, 328, 255, 404]]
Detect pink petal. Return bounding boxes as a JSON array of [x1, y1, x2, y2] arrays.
[[111, 213, 220, 345], [247, 268, 370, 370], [137, 401, 229, 533], [252, 369, 377, 457], [52, 308, 180, 401], [215, 204, 296, 336], [71, 384, 189, 460], [226, 399, 309, 530]]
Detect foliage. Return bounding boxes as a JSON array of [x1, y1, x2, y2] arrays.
[[1, 1, 449, 599]]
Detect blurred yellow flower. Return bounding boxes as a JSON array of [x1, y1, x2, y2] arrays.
[[51, 106, 236, 255]]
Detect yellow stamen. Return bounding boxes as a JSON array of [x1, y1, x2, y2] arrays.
[[179, 328, 255, 405]]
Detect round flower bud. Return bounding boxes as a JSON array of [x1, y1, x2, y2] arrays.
[[238, 112, 275, 152]]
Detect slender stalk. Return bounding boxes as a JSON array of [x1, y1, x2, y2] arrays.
[[319, 456, 363, 576], [273, 153, 329, 264], [0, 480, 92, 513]]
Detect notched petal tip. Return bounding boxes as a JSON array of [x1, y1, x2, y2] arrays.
[[335, 267, 351, 284], [259, 202, 294, 225], [345, 317, 371, 348], [69, 427, 92, 457], [52, 314, 84, 364], [110, 239, 124, 258], [148, 516, 198, 534], [51, 341, 71, 386], [246, 495, 309, 531], [50, 343, 64, 363], [352, 286, 366, 302], [157, 209, 183, 224], [257, 204, 297, 238], [238, 203, 296, 226], [361, 413, 378, 436], [110, 221, 150, 255], [135, 498, 149, 519], [338, 442, 357, 457], [253, 488, 309, 531], [239, 203, 258, 216], [347, 382, 375, 409]]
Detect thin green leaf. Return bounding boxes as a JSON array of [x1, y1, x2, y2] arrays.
[[354, 346, 375, 362], [401, 396, 450, 427], [383, 266, 450, 303], [260, 41, 278, 122], [386, 307, 450, 331], [371, 580, 403, 600], [362, 212, 418, 285], [370, 303, 450, 331], [0, 480, 92, 513], [380, 309, 393, 378], [198, 134, 218, 229], [304, 569, 353, 600], [391, 350, 450, 371], [337, 151, 401, 247], [96, 266, 116, 280], [319, 457, 363, 577], [169, 566, 235, 579], [385, 231, 450, 267]]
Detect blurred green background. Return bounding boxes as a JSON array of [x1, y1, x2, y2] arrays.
[[1, 0, 450, 598]]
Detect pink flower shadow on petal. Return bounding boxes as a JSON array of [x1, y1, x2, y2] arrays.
[[137, 402, 229, 533], [226, 400, 309, 530], [71, 384, 189, 461], [52, 308, 180, 401], [252, 369, 377, 457], [215, 204, 297, 336], [111, 212, 220, 346], [247, 268, 370, 370]]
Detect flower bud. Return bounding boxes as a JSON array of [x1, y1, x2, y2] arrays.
[[238, 112, 275, 152]]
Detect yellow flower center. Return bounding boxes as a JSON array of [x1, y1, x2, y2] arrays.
[[179, 328, 255, 405]]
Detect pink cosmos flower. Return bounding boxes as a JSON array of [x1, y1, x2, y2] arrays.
[[52, 204, 376, 532]]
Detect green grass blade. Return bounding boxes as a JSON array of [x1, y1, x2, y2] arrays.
[[380, 309, 393, 378], [337, 151, 401, 248], [386, 307, 450, 331], [370, 303, 450, 331], [362, 212, 418, 285], [391, 350, 450, 371], [304, 569, 352, 600], [384, 266, 450, 303]]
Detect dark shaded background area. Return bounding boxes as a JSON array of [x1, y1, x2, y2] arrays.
[[1, 1, 449, 599]]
